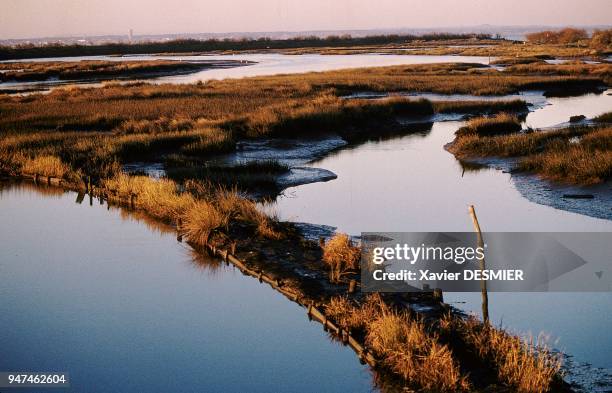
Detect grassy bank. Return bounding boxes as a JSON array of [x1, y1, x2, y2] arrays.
[[0, 60, 217, 83], [325, 293, 564, 392], [455, 113, 522, 137], [1, 62, 606, 132], [0, 61, 607, 185], [449, 122, 612, 185]]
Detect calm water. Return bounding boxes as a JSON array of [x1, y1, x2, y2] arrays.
[[0, 183, 373, 393], [271, 91, 612, 233], [0, 53, 492, 92], [270, 92, 612, 374]]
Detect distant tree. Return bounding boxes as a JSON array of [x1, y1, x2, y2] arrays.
[[590, 29, 612, 51], [526, 28, 587, 45], [557, 28, 588, 44], [526, 30, 555, 44]]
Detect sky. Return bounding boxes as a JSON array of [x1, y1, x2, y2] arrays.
[[1, 0, 611, 39]]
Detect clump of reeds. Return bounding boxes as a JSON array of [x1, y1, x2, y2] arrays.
[[455, 113, 522, 137], [447, 316, 562, 393], [102, 174, 195, 221], [433, 99, 528, 114], [325, 294, 469, 391], [519, 145, 612, 185], [322, 233, 360, 282], [594, 111, 612, 123], [180, 200, 228, 245], [116, 116, 195, 134], [449, 126, 612, 185], [324, 294, 385, 331], [20, 155, 70, 178], [215, 186, 282, 240], [367, 310, 469, 392]]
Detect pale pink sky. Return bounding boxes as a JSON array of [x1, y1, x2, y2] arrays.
[[2, 0, 611, 39]]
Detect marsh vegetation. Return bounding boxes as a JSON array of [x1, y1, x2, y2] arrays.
[[450, 120, 612, 185], [0, 60, 225, 83], [1, 52, 609, 392]]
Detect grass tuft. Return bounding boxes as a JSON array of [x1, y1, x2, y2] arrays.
[[21, 155, 70, 178], [322, 233, 360, 282], [455, 113, 522, 137]]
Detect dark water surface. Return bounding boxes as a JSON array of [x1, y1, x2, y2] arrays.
[[0, 183, 373, 393]]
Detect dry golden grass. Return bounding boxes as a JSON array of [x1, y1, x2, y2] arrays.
[[322, 233, 360, 282], [455, 113, 522, 137], [520, 145, 612, 185], [102, 174, 195, 222], [447, 316, 562, 393], [367, 311, 469, 392], [432, 99, 528, 114], [324, 295, 385, 331], [1, 62, 606, 134], [215, 187, 282, 239], [20, 155, 70, 178], [450, 126, 612, 185], [505, 62, 612, 85], [181, 200, 229, 245], [0, 60, 208, 82], [325, 295, 564, 392], [326, 294, 469, 392]]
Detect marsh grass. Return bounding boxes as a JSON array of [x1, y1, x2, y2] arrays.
[[595, 111, 612, 123], [367, 311, 468, 392], [322, 233, 360, 282], [181, 200, 229, 245], [0, 60, 209, 82], [326, 295, 562, 392], [166, 160, 289, 192], [226, 95, 434, 138], [450, 125, 612, 185], [1, 62, 606, 135], [455, 113, 522, 137], [442, 315, 563, 393], [326, 295, 469, 392], [20, 155, 70, 178], [432, 99, 528, 114]]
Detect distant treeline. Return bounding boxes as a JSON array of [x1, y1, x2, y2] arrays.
[[526, 28, 612, 50], [0, 33, 493, 60]]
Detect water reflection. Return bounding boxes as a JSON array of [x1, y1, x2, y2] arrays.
[[0, 182, 374, 393], [1, 53, 492, 93]]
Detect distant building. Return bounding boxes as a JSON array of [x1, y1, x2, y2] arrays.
[[129, 29, 133, 44]]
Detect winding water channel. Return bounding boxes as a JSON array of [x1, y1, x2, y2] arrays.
[[0, 52, 491, 93], [0, 183, 373, 393]]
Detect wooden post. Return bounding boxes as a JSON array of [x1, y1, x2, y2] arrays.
[[433, 288, 444, 303], [468, 205, 489, 324], [348, 279, 356, 294]]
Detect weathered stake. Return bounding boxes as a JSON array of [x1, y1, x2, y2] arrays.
[[433, 288, 444, 303], [468, 205, 489, 324], [348, 279, 356, 294]]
